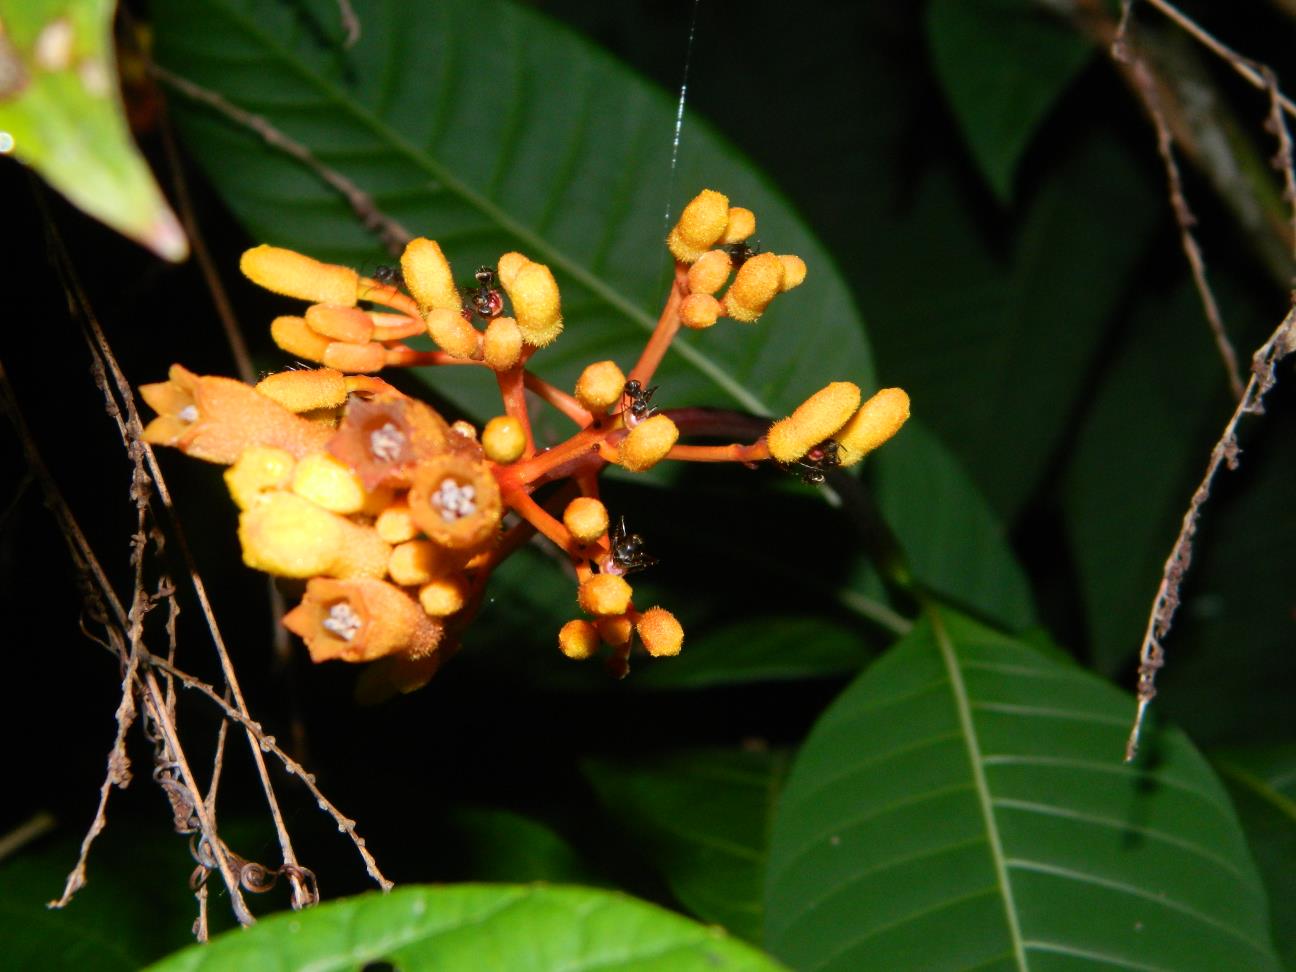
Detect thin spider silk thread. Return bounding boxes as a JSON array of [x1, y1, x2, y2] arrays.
[[663, 0, 702, 234]]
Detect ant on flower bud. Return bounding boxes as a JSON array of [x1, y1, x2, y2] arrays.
[[724, 240, 761, 268], [786, 438, 842, 485], [604, 516, 658, 575], [371, 264, 405, 289], [462, 266, 504, 321], [621, 379, 659, 427]]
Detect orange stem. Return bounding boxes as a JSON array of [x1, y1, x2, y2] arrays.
[[384, 347, 482, 367], [496, 360, 537, 458], [628, 263, 690, 387], [666, 441, 770, 463], [499, 425, 607, 488], [357, 278, 421, 318], [523, 372, 593, 427], [503, 487, 579, 555]]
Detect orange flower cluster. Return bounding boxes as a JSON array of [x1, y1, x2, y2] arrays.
[[140, 189, 910, 692]]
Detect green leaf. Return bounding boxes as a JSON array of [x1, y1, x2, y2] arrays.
[[926, 0, 1091, 201], [867, 133, 1158, 521], [440, 807, 603, 886], [1212, 744, 1296, 970], [874, 419, 1034, 631], [764, 607, 1280, 971], [144, 883, 787, 971], [584, 748, 789, 943], [0, 0, 186, 259], [152, 0, 872, 423]]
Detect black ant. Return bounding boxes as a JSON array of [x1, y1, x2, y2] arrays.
[[784, 438, 842, 485], [621, 379, 659, 426], [461, 266, 504, 321], [371, 264, 405, 289], [724, 240, 761, 267], [607, 516, 658, 575]]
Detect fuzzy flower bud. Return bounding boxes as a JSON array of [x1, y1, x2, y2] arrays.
[[767, 382, 862, 463], [723, 252, 785, 323], [407, 454, 503, 552], [483, 316, 523, 371], [401, 238, 460, 313], [596, 616, 633, 647], [418, 575, 469, 617], [680, 294, 722, 330], [778, 255, 807, 291], [636, 606, 684, 657], [426, 308, 481, 360], [558, 619, 601, 660], [224, 446, 295, 510], [578, 574, 633, 617], [238, 492, 390, 579], [305, 303, 375, 344], [722, 207, 756, 244], [270, 315, 331, 362], [667, 189, 730, 263], [835, 388, 911, 466], [322, 341, 387, 374], [563, 497, 609, 543], [501, 258, 563, 346], [618, 414, 679, 472], [388, 539, 454, 586], [687, 250, 733, 295], [283, 577, 441, 663], [292, 452, 368, 514], [140, 364, 332, 464], [574, 360, 626, 412], [375, 498, 417, 544], [255, 368, 348, 414], [240, 245, 358, 307], [496, 251, 529, 288], [482, 416, 526, 464]]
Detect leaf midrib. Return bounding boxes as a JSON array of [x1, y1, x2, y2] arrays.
[[931, 604, 1028, 971], [199, 0, 770, 415]]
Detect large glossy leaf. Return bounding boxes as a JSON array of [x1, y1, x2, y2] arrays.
[[926, 0, 1091, 202], [1212, 744, 1296, 970], [873, 420, 1034, 631], [0, 0, 186, 259], [152, 0, 872, 424], [145, 883, 786, 971], [764, 607, 1280, 971], [584, 748, 789, 943], [866, 133, 1158, 521]]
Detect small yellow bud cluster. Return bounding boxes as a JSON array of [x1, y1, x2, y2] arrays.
[[768, 383, 910, 467], [667, 190, 806, 327]]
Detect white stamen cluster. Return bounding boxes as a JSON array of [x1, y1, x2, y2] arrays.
[[432, 477, 476, 522], [322, 601, 362, 641], [178, 404, 199, 422], [369, 421, 405, 461]]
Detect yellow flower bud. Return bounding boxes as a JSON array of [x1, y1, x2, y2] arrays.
[[322, 341, 387, 373], [558, 619, 600, 660], [292, 452, 367, 514], [482, 415, 526, 464], [270, 315, 330, 362], [304, 303, 375, 343], [375, 498, 417, 544], [426, 308, 481, 359], [835, 388, 910, 466], [578, 574, 632, 616], [687, 250, 732, 295], [636, 606, 683, 657], [496, 251, 529, 288], [503, 261, 563, 346], [483, 316, 523, 371], [407, 454, 503, 552], [224, 446, 295, 510], [767, 381, 862, 463], [401, 237, 460, 313], [388, 539, 453, 586], [240, 245, 358, 307], [722, 207, 756, 244], [255, 368, 348, 414], [575, 360, 626, 412], [596, 616, 633, 647], [619, 414, 679, 472], [778, 255, 807, 291], [680, 293, 722, 330], [563, 497, 609, 543], [369, 313, 424, 341], [418, 575, 469, 617], [723, 252, 785, 323], [238, 493, 390, 579], [667, 189, 730, 263], [283, 577, 441, 664]]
